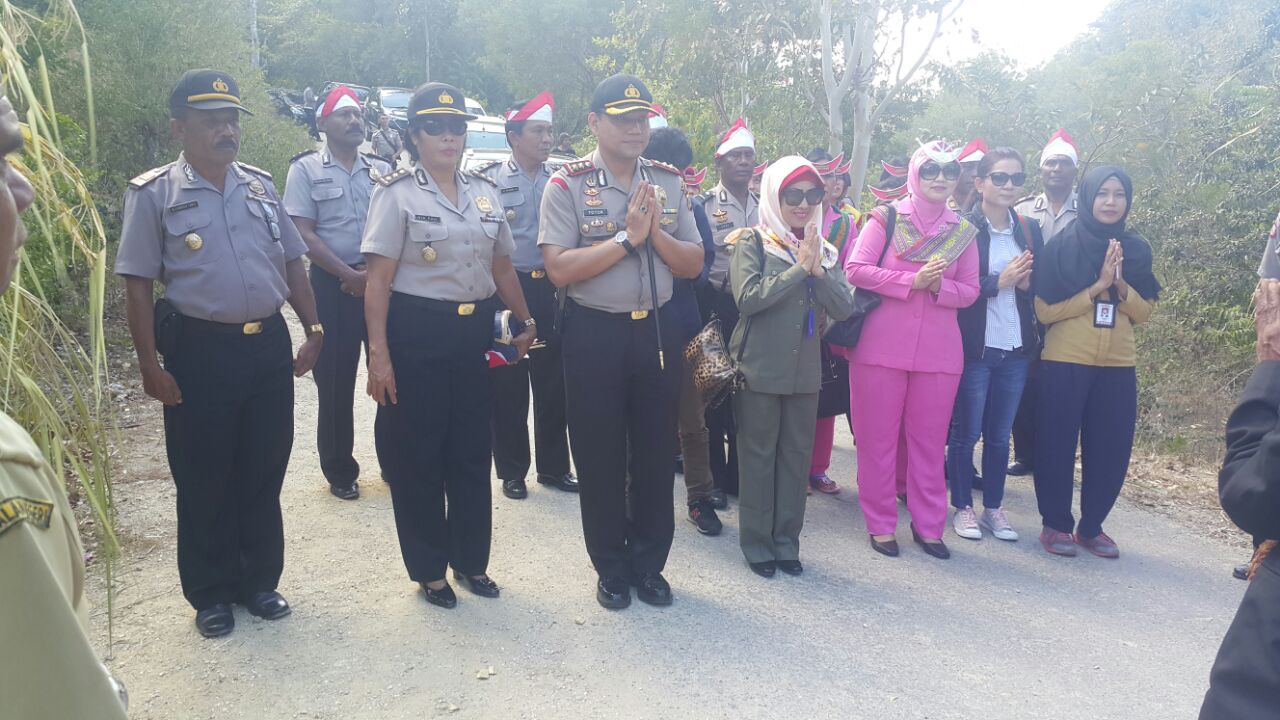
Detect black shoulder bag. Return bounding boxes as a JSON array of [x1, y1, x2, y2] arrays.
[[824, 207, 896, 349]]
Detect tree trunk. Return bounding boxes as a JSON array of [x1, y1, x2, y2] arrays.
[[848, 0, 878, 198], [423, 2, 431, 81], [248, 0, 260, 69]]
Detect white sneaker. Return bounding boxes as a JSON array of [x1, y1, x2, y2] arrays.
[[952, 507, 982, 540], [980, 507, 1019, 541]]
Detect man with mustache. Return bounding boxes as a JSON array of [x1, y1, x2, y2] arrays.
[[284, 86, 390, 501], [116, 69, 323, 638]]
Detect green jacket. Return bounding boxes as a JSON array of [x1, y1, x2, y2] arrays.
[[728, 229, 856, 394]]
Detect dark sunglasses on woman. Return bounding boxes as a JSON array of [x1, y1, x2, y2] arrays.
[[780, 187, 826, 207], [918, 161, 962, 181], [984, 171, 1027, 187], [420, 117, 468, 136]]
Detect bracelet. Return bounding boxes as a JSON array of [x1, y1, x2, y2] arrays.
[[523, 317, 537, 328]]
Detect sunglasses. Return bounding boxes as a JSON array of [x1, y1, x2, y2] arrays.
[[983, 171, 1027, 187], [918, 162, 962, 181], [780, 187, 826, 207], [420, 117, 468, 136]]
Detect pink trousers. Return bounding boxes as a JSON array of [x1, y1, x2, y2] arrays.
[[849, 363, 960, 539]]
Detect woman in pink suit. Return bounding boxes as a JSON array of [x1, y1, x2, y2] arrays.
[[845, 141, 979, 559]]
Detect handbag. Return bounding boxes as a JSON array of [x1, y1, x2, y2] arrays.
[[824, 206, 896, 349], [683, 230, 763, 408]]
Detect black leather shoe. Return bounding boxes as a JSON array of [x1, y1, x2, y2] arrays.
[[870, 536, 900, 557], [596, 576, 631, 609], [1233, 563, 1250, 581], [912, 524, 951, 559], [242, 591, 291, 620], [329, 482, 359, 500], [748, 560, 776, 578], [501, 478, 528, 499], [453, 571, 500, 598], [195, 603, 234, 638], [536, 473, 579, 492], [632, 573, 673, 606], [1007, 461, 1032, 476], [420, 582, 457, 609], [709, 489, 729, 510], [777, 560, 803, 576]]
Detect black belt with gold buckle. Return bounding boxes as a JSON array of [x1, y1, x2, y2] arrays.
[[183, 313, 283, 336], [391, 292, 499, 317]]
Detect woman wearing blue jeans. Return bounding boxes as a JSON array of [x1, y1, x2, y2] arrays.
[[948, 147, 1044, 541]]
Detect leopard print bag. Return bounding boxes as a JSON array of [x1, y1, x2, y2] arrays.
[[684, 316, 743, 409]]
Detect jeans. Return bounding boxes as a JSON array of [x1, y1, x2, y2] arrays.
[[946, 347, 1029, 510]]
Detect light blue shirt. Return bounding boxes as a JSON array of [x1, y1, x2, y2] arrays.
[[481, 158, 552, 272], [984, 223, 1023, 351]]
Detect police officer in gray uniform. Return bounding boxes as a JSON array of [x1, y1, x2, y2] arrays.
[[363, 82, 536, 610], [284, 85, 391, 500], [117, 69, 323, 638], [475, 92, 577, 500], [539, 74, 704, 609]]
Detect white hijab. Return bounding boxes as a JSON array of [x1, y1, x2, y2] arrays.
[[756, 155, 839, 268]]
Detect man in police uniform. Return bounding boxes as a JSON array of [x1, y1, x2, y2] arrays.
[[539, 74, 703, 609], [697, 118, 759, 509], [1010, 128, 1081, 478], [476, 92, 577, 500], [285, 86, 390, 500], [0, 90, 129, 719], [371, 114, 403, 166], [117, 69, 323, 638]]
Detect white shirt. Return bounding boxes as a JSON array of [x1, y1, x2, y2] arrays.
[[984, 222, 1023, 351]]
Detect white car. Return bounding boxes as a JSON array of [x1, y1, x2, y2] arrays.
[[462, 116, 512, 172]]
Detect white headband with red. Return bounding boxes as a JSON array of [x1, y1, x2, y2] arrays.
[[505, 91, 554, 124], [319, 85, 361, 119], [715, 118, 755, 158]]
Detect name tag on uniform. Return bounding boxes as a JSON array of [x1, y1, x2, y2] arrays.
[[1094, 301, 1117, 328], [168, 201, 199, 214], [415, 214, 442, 224], [715, 222, 734, 231], [583, 208, 608, 217], [313, 177, 334, 184], [500, 186, 520, 194]]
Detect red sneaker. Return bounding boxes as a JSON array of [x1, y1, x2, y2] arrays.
[[1039, 527, 1077, 556], [1075, 531, 1120, 558]]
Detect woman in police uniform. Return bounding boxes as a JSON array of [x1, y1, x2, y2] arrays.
[[362, 83, 537, 609]]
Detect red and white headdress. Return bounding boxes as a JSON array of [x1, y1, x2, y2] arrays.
[[715, 118, 755, 158], [649, 103, 669, 129], [1041, 129, 1078, 166], [957, 138, 988, 164], [683, 166, 706, 189], [813, 152, 850, 177], [869, 183, 908, 203], [318, 85, 362, 119], [753, 161, 769, 177], [880, 159, 908, 177], [505, 91, 554, 124]]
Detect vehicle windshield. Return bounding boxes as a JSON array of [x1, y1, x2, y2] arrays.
[[381, 91, 410, 109], [467, 129, 510, 151]]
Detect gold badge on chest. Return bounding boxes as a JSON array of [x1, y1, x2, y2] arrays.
[[422, 244, 438, 263], [248, 178, 266, 196], [585, 197, 604, 207], [712, 209, 729, 222], [505, 208, 516, 221], [185, 233, 203, 251], [476, 196, 493, 213], [653, 184, 668, 207]]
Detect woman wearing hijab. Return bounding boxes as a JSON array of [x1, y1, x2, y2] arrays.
[[845, 141, 980, 560], [1032, 165, 1160, 558], [729, 156, 855, 578]]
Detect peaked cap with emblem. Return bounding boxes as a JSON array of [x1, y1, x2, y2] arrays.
[[409, 82, 476, 120], [591, 73, 657, 116], [169, 69, 253, 116]]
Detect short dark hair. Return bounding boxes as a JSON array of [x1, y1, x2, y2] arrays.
[[976, 146, 1025, 178], [643, 126, 693, 169], [504, 100, 528, 139], [806, 147, 850, 191]]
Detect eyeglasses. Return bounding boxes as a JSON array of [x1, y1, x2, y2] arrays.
[[983, 171, 1027, 187], [918, 162, 962, 181], [419, 117, 468, 136], [780, 187, 826, 207]]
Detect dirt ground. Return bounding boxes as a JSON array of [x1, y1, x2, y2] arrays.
[[89, 312, 1252, 719]]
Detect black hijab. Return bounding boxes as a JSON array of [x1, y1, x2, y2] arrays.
[[1033, 165, 1162, 305]]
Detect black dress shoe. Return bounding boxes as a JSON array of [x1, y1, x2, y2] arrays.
[[242, 591, 291, 620], [777, 560, 803, 576], [632, 573, 673, 606], [501, 478, 528, 499], [452, 571, 500, 598], [748, 560, 776, 578], [709, 489, 729, 510], [870, 536, 900, 557], [596, 576, 631, 609], [195, 603, 234, 638], [912, 524, 951, 559], [536, 473, 579, 492], [1233, 563, 1250, 581], [420, 582, 457, 609], [329, 482, 359, 500], [1007, 461, 1032, 476]]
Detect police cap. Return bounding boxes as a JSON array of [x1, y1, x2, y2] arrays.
[[590, 73, 656, 116], [169, 69, 253, 116], [409, 82, 476, 120]]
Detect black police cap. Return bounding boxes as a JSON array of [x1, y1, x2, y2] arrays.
[[409, 82, 476, 120], [591, 74, 656, 116], [169, 69, 252, 115]]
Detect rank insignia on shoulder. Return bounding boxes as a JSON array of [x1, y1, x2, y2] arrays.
[[289, 149, 318, 164], [377, 168, 413, 187], [0, 496, 54, 537], [724, 227, 754, 246], [473, 159, 502, 175], [645, 159, 682, 176], [128, 164, 172, 189], [236, 161, 273, 180], [468, 169, 498, 187], [563, 159, 596, 177]]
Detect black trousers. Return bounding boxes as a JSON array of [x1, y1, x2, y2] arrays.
[[1033, 361, 1137, 538], [376, 293, 495, 581], [163, 313, 294, 610], [310, 265, 368, 487], [490, 271, 570, 480], [697, 284, 740, 494], [1010, 356, 1039, 466], [561, 300, 682, 579], [1200, 552, 1280, 719]]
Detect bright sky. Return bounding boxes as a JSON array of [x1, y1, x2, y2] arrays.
[[923, 0, 1112, 69]]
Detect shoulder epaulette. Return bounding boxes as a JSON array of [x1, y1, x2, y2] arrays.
[[361, 151, 389, 164], [645, 159, 682, 176], [562, 159, 595, 177], [376, 167, 413, 187], [698, 191, 714, 202], [290, 149, 318, 165], [236, 161, 272, 180], [724, 227, 755, 247], [467, 168, 498, 186], [1014, 194, 1038, 207], [127, 163, 173, 190], [472, 159, 502, 175]]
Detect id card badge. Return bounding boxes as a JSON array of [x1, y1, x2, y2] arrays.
[[1094, 300, 1117, 328]]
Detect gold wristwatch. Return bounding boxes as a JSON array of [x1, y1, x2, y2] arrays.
[[307, 323, 325, 336]]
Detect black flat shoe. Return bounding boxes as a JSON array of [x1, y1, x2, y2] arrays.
[[329, 482, 359, 500], [452, 571, 500, 598], [1007, 461, 1031, 476], [242, 591, 291, 620], [596, 576, 631, 609], [536, 473, 579, 492], [748, 560, 776, 578], [709, 489, 729, 510], [912, 525, 951, 559], [632, 573, 673, 606], [420, 582, 457, 609], [777, 560, 803, 576], [501, 478, 528, 499], [1233, 563, 1250, 581], [195, 603, 234, 638], [870, 536, 900, 557]]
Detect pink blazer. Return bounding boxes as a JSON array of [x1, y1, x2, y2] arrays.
[[840, 214, 979, 374]]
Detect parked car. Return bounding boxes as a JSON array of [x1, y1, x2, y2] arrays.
[[365, 86, 412, 138], [267, 88, 318, 140], [461, 116, 511, 172]]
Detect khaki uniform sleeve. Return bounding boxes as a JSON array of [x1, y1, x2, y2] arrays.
[[537, 175, 579, 249], [361, 184, 406, 259], [114, 187, 163, 279]]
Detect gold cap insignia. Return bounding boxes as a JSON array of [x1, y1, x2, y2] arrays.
[[624, 84, 641, 99], [213, 78, 230, 93], [438, 90, 454, 105]]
